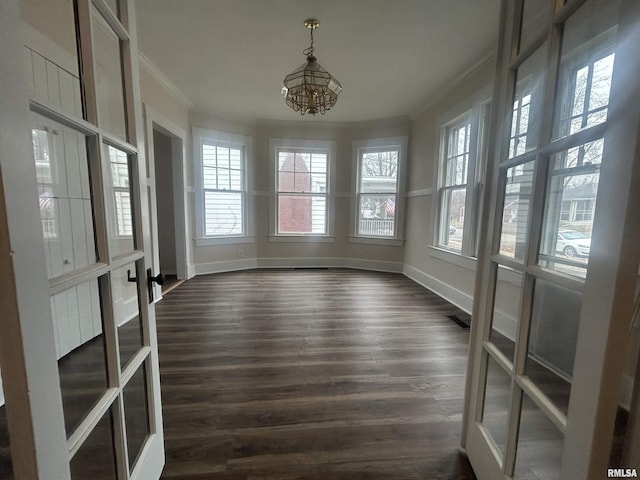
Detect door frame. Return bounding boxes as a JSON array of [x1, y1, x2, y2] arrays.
[[0, 0, 166, 477], [143, 104, 190, 302], [0, 1, 69, 477], [463, 0, 640, 479]]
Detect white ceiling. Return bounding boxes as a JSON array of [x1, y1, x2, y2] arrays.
[[135, 0, 501, 123]]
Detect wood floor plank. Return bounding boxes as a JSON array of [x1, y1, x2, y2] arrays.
[[156, 269, 476, 479]]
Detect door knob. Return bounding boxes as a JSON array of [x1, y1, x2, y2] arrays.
[[147, 268, 165, 303], [149, 272, 166, 286]]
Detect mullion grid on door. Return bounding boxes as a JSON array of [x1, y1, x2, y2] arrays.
[[500, 0, 606, 477], [71, 1, 145, 478]]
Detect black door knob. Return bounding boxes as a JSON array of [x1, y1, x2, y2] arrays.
[[147, 268, 166, 303]]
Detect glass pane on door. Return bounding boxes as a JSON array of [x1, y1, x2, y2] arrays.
[[111, 262, 143, 369], [538, 140, 603, 278], [490, 269, 523, 362], [498, 162, 534, 260], [53, 278, 108, 436], [514, 394, 564, 479], [30, 114, 97, 279], [69, 407, 118, 479], [552, 0, 620, 141], [481, 355, 512, 459], [105, 145, 136, 256], [92, 5, 127, 140], [509, 43, 547, 159], [525, 278, 582, 415], [520, 0, 553, 52], [20, 0, 82, 118], [123, 363, 151, 471]]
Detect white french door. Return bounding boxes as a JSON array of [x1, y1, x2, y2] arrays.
[[0, 0, 164, 478], [464, 0, 640, 479]]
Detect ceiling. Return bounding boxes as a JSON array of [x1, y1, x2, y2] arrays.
[[135, 0, 501, 123]]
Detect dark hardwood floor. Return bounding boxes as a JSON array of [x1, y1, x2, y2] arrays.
[[156, 269, 477, 480]]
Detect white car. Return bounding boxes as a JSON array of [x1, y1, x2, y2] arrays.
[[557, 230, 591, 258]]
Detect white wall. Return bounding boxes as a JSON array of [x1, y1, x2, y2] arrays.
[[403, 57, 495, 313], [187, 113, 411, 274]]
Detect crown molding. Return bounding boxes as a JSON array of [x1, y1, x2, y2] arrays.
[[410, 52, 496, 120], [138, 51, 193, 109]]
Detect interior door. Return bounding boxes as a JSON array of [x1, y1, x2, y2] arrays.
[[1, 0, 164, 478], [464, 0, 640, 479]]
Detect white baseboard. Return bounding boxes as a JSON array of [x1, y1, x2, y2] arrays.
[[344, 257, 404, 273], [256, 257, 343, 269], [403, 264, 473, 314], [255, 257, 404, 273], [192, 257, 404, 274], [194, 258, 258, 275], [186, 263, 196, 279]]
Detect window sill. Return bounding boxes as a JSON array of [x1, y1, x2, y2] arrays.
[[428, 246, 476, 270], [196, 236, 255, 247], [349, 236, 404, 247], [268, 235, 335, 243]]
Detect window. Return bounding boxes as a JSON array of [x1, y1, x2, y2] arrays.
[[442, 120, 470, 251], [32, 127, 57, 239], [554, 52, 615, 139], [108, 145, 132, 237], [435, 101, 489, 257], [352, 137, 407, 243], [357, 151, 398, 237], [509, 92, 532, 159], [270, 139, 335, 239], [193, 128, 253, 245]]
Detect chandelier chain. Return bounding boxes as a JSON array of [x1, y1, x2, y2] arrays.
[[303, 28, 314, 57]]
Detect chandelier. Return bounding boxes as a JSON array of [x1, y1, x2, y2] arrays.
[[283, 18, 343, 116]]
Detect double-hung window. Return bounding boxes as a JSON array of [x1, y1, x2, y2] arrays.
[[435, 103, 489, 256], [353, 137, 407, 243], [437, 117, 473, 252], [271, 139, 334, 238], [193, 128, 253, 245], [108, 145, 133, 237]]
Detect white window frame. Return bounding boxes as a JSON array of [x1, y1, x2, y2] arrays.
[[350, 136, 408, 246], [433, 99, 490, 260], [193, 127, 254, 246], [269, 138, 336, 242], [108, 145, 133, 238]]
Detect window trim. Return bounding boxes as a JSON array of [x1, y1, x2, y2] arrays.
[[269, 138, 336, 239], [107, 145, 134, 239], [351, 136, 408, 244], [433, 98, 490, 258], [193, 127, 254, 246]]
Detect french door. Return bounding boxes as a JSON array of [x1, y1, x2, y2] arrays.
[[464, 0, 640, 479], [0, 0, 164, 478]]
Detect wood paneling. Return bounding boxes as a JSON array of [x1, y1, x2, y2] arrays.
[[156, 269, 477, 479]]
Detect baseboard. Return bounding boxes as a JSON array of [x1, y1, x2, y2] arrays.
[[194, 257, 404, 274], [186, 263, 196, 279], [255, 257, 403, 273], [403, 264, 473, 314], [194, 258, 258, 275], [256, 257, 343, 269], [344, 258, 404, 273]]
